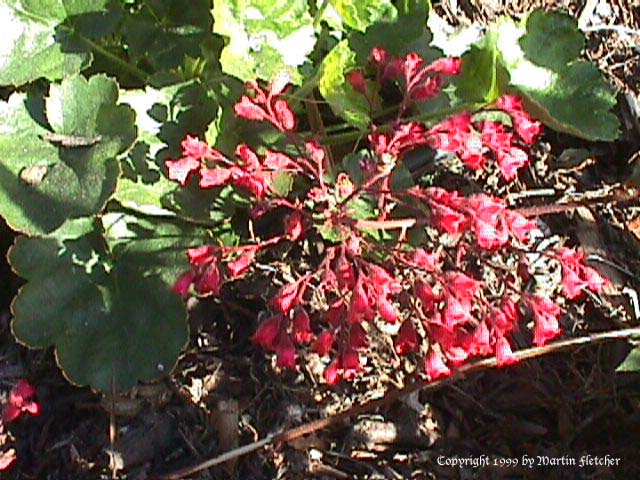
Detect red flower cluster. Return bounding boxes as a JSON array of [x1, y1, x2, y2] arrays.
[[557, 247, 608, 299], [167, 49, 608, 387], [365, 48, 460, 103], [427, 96, 543, 180], [234, 76, 297, 132], [1, 380, 41, 473], [166, 137, 300, 199], [409, 187, 539, 248]]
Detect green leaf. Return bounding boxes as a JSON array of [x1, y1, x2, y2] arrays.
[[272, 172, 294, 197], [0, 0, 121, 86], [9, 217, 189, 392], [319, 40, 370, 129], [212, 0, 316, 84], [329, 0, 396, 32], [453, 29, 503, 103], [117, 81, 220, 218], [454, 10, 619, 141], [616, 346, 640, 373], [349, 3, 429, 64], [0, 75, 136, 235], [122, 0, 213, 74], [101, 212, 214, 287], [518, 10, 584, 71]]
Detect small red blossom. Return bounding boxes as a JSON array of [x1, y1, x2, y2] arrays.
[[275, 333, 297, 368], [253, 315, 283, 351], [272, 282, 301, 314], [172, 271, 196, 298], [285, 211, 305, 240], [2, 380, 40, 424], [528, 295, 563, 346], [407, 248, 440, 271], [395, 320, 419, 355], [313, 330, 336, 355], [292, 308, 313, 344], [233, 78, 297, 132], [166, 155, 200, 186], [558, 248, 608, 299], [495, 336, 519, 366], [347, 69, 367, 95], [227, 250, 256, 278], [424, 349, 451, 380]]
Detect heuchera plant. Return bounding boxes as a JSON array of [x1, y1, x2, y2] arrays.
[[166, 49, 607, 384]]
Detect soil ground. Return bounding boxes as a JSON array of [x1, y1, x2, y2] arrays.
[[1, 1, 639, 479]]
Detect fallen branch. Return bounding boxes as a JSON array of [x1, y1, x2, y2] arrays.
[[155, 327, 640, 480]]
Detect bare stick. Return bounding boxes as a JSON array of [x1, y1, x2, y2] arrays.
[[154, 327, 640, 480]]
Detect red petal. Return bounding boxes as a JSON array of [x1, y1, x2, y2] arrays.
[[227, 250, 255, 278], [284, 211, 304, 241], [199, 167, 232, 188], [313, 331, 336, 355], [166, 156, 200, 186], [172, 271, 196, 298], [292, 308, 313, 344], [273, 99, 296, 131], [196, 260, 222, 295], [234, 96, 268, 121], [253, 315, 282, 351], [424, 349, 451, 380]]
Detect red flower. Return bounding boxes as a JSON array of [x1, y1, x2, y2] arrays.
[[424, 349, 451, 380], [292, 308, 313, 344], [172, 271, 196, 298], [465, 321, 492, 357], [347, 69, 367, 95], [427, 57, 461, 75], [528, 296, 562, 346], [199, 167, 232, 188], [313, 330, 336, 355], [272, 282, 300, 314], [195, 259, 222, 295], [284, 211, 305, 241], [2, 380, 40, 424], [166, 156, 200, 186], [324, 359, 341, 385], [495, 335, 519, 366], [227, 250, 255, 278], [395, 320, 419, 355], [187, 245, 216, 266], [341, 348, 362, 381], [558, 248, 608, 299], [407, 248, 440, 271], [274, 99, 296, 131], [275, 333, 297, 369], [234, 95, 269, 122], [253, 315, 283, 351]]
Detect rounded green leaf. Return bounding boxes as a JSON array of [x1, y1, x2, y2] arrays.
[[329, 0, 396, 32], [9, 218, 189, 392], [453, 10, 619, 141], [319, 40, 371, 130], [212, 0, 316, 84], [0, 0, 120, 86], [0, 74, 136, 235]]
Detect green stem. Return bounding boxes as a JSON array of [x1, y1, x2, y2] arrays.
[[313, 0, 330, 31], [76, 33, 150, 83]]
